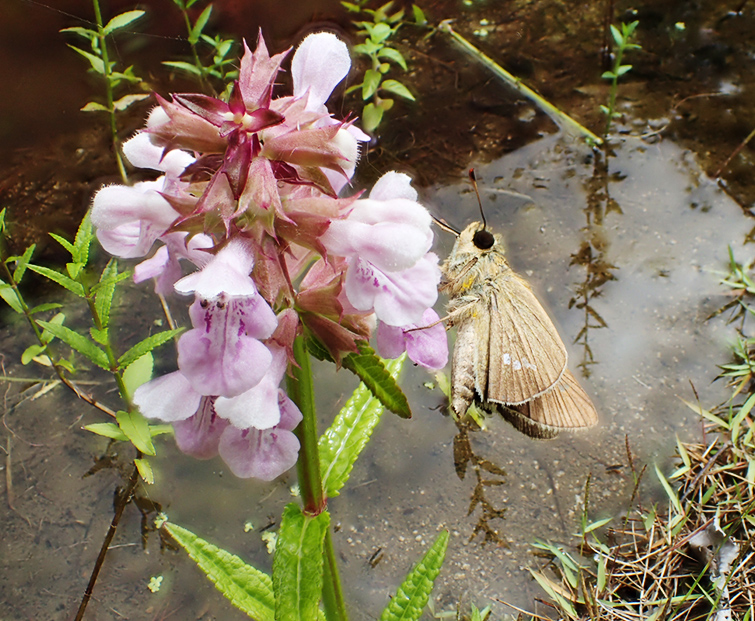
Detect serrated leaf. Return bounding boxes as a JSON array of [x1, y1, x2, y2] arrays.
[[73, 212, 94, 266], [379, 530, 449, 621], [273, 504, 329, 621], [90, 326, 109, 345], [67, 45, 106, 74], [117, 409, 156, 455], [342, 342, 411, 418], [94, 260, 118, 329], [13, 244, 35, 283], [135, 457, 154, 484], [381, 79, 415, 101], [362, 102, 384, 133], [362, 69, 382, 100], [27, 264, 85, 297], [190, 5, 213, 44], [36, 319, 109, 369], [122, 352, 154, 398], [164, 522, 275, 620], [84, 422, 129, 441], [103, 10, 145, 35], [113, 93, 150, 111], [0, 282, 23, 313], [118, 328, 183, 369], [320, 355, 405, 497], [377, 46, 408, 70], [81, 101, 109, 112]]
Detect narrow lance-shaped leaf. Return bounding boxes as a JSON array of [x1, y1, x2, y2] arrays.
[[66, 45, 106, 75], [73, 211, 94, 266], [118, 328, 184, 369], [35, 319, 109, 369], [103, 10, 146, 36], [381, 79, 415, 101], [13, 244, 36, 283], [95, 259, 119, 330], [190, 4, 213, 44], [342, 341, 411, 418], [164, 522, 275, 620], [379, 530, 449, 621], [273, 504, 330, 621], [26, 264, 85, 297], [320, 355, 405, 497], [0, 281, 23, 314]]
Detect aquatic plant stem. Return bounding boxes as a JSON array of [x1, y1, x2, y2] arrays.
[[74, 458, 140, 621], [286, 337, 347, 620], [91, 0, 128, 184], [439, 21, 602, 146]]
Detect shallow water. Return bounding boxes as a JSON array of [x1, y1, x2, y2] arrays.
[[2, 1, 755, 620]]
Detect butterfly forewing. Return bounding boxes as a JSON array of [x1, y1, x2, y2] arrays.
[[483, 279, 567, 405]]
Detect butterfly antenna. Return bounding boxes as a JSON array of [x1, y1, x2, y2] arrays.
[[469, 168, 487, 230], [432, 214, 460, 236]]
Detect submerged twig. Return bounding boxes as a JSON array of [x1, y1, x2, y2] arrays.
[[439, 21, 603, 146]]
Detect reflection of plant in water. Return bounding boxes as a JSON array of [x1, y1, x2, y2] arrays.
[[342, 0, 423, 133], [164, 0, 239, 96], [569, 154, 619, 377], [601, 20, 640, 138], [452, 419, 508, 546], [61, 5, 150, 183]]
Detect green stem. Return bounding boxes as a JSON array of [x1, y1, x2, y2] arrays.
[[322, 528, 348, 621], [286, 336, 347, 621], [92, 0, 128, 183], [287, 335, 324, 514]]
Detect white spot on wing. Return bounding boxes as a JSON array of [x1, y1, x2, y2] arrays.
[[503, 353, 511, 365]]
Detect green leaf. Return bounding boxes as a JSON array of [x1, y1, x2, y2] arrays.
[[377, 46, 407, 70], [341, 1, 361, 11], [412, 5, 427, 25], [13, 244, 35, 283], [370, 22, 393, 43], [162, 60, 203, 76], [381, 79, 415, 101], [362, 69, 382, 100], [84, 422, 129, 441], [73, 211, 94, 266], [379, 530, 449, 621], [610, 24, 624, 47], [27, 265, 85, 297], [0, 281, 23, 313], [95, 260, 118, 329], [118, 328, 183, 369], [67, 45, 106, 74], [60, 26, 97, 40], [164, 522, 275, 620], [103, 10, 145, 35], [362, 101, 384, 133], [113, 93, 151, 111], [616, 64, 633, 77], [135, 457, 154, 484], [353, 40, 381, 56], [342, 342, 411, 418], [36, 319, 109, 369], [117, 409, 156, 455], [320, 355, 405, 497], [21, 344, 46, 365], [81, 101, 109, 112], [122, 352, 154, 398], [190, 5, 213, 44], [732, 391, 755, 444], [273, 504, 329, 621]]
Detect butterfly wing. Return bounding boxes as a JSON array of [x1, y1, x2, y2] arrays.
[[481, 274, 568, 405], [498, 369, 599, 438]]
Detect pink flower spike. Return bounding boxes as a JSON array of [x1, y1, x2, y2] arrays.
[[292, 32, 351, 111], [173, 397, 229, 459], [91, 180, 180, 258], [133, 371, 202, 422], [239, 33, 291, 108], [214, 345, 288, 430], [178, 295, 277, 397], [217, 391, 302, 480], [376, 309, 448, 369]]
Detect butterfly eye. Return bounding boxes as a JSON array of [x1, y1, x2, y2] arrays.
[[473, 229, 495, 250]]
